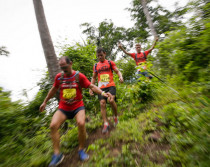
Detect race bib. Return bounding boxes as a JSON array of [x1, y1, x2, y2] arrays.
[[100, 74, 110, 82], [62, 88, 76, 99]]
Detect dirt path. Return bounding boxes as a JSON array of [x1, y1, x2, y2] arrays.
[[58, 122, 115, 167], [56, 109, 172, 166]]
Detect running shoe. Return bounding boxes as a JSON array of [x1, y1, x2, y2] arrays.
[[114, 116, 119, 127], [78, 149, 89, 161], [49, 153, 64, 167], [102, 122, 110, 134]]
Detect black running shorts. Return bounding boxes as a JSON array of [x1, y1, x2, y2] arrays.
[[98, 86, 117, 102]]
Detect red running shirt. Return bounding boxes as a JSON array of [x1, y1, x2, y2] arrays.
[[130, 50, 150, 66], [94, 60, 117, 89], [53, 71, 91, 111]]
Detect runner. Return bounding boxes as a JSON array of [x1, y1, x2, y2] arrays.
[[118, 37, 158, 79], [39, 56, 111, 167], [89, 48, 123, 134]]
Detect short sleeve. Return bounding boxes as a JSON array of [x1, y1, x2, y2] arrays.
[[93, 64, 97, 74], [53, 73, 61, 89], [110, 61, 117, 70], [144, 50, 150, 57], [130, 53, 136, 59], [79, 73, 91, 88]]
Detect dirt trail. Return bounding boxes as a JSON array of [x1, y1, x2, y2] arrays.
[[56, 114, 171, 166], [58, 122, 115, 167]]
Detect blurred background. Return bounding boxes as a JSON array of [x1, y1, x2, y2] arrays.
[[0, 0, 209, 166]]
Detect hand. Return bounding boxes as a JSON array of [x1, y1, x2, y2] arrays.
[[118, 42, 122, 48], [119, 76, 124, 83], [89, 89, 94, 96], [39, 102, 47, 112], [102, 92, 109, 98], [107, 92, 114, 102]]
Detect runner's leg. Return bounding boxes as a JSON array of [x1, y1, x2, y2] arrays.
[[75, 109, 86, 150], [100, 99, 108, 123], [50, 110, 67, 155], [108, 95, 117, 117]]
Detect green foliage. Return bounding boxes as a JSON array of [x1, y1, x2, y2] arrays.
[[1, 1, 210, 166], [81, 20, 127, 60], [147, 79, 210, 166], [116, 57, 136, 83], [86, 114, 102, 132], [0, 86, 53, 167], [82, 79, 210, 166], [126, 0, 186, 41], [135, 80, 157, 102], [61, 126, 79, 151], [60, 42, 96, 79], [154, 0, 210, 82]]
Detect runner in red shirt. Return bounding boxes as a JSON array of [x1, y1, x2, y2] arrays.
[[118, 37, 158, 79], [89, 48, 124, 134], [39, 56, 111, 166]]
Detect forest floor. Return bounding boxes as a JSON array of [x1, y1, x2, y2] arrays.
[[58, 120, 115, 167], [58, 116, 171, 167]]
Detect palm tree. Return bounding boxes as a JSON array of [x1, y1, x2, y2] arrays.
[[140, 0, 158, 38], [33, 0, 60, 81]]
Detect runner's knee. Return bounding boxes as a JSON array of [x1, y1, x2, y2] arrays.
[[100, 100, 106, 107], [50, 122, 60, 131], [77, 119, 85, 128]]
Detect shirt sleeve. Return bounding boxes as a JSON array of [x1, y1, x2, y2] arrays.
[[93, 64, 97, 74], [110, 61, 117, 70], [53, 73, 60, 89], [144, 50, 150, 57], [130, 53, 136, 59], [79, 73, 91, 88]]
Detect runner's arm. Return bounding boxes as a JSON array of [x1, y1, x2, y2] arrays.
[[118, 42, 132, 57], [89, 84, 110, 98], [39, 86, 58, 112], [114, 68, 124, 83], [148, 37, 158, 53], [89, 72, 97, 95], [90, 72, 97, 84]]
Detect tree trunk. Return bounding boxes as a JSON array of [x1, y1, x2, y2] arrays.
[[140, 0, 158, 38], [33, 0, 60, 81]]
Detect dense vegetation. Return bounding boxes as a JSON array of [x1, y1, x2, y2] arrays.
[[0, 0, 209, 166]]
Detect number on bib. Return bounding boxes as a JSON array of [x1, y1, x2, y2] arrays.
[[63, 89, 76, 99], [100, 74, 110, 82]]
